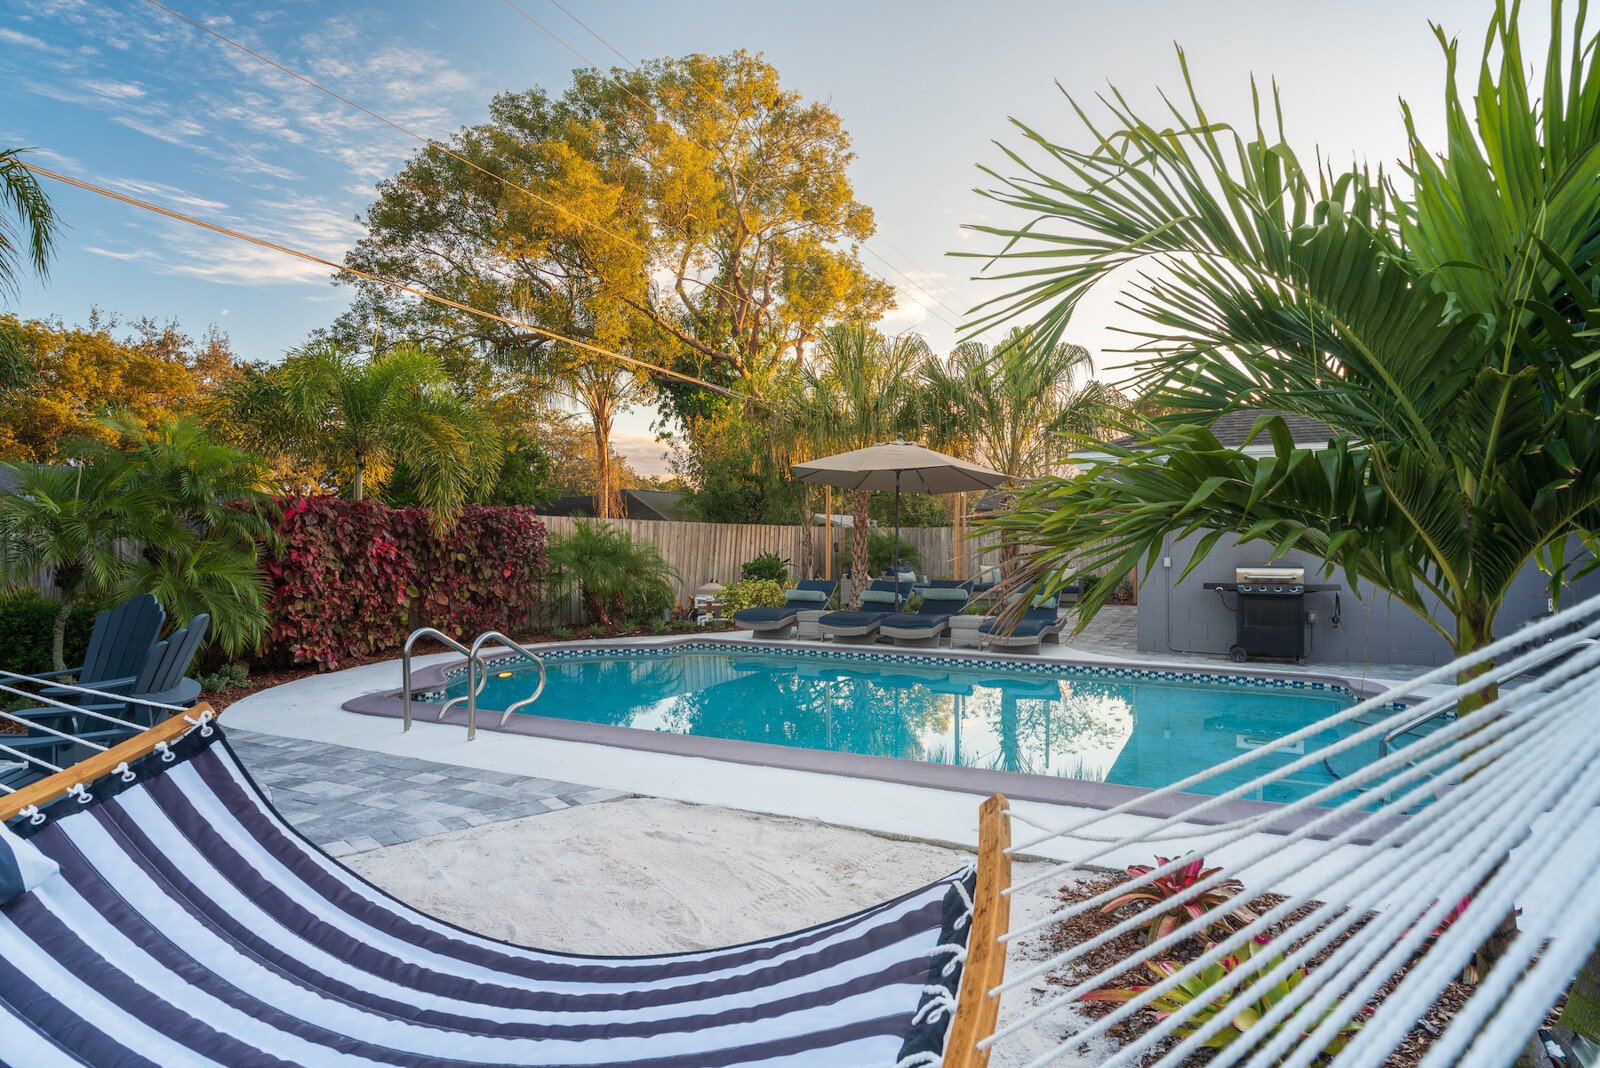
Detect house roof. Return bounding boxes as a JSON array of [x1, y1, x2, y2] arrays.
[[1105, 408, 1335, 450], [542, 489, 686, 521]]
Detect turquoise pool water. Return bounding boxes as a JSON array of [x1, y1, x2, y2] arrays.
[[441, 646, 1381, 805]]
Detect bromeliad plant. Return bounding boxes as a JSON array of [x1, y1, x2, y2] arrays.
[[1081, 939, 1367, 1055], [1102, 855, 1257, 945]]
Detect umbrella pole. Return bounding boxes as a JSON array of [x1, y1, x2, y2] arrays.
[[893, 473, 902, 579]]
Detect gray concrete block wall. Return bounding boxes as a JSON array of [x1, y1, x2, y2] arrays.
[[1136, 531, 1600, 667]]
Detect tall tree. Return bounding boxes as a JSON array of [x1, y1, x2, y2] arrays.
[[212, 343, 500, 529], [338, 51, 894, 464], [0, 312, 242, 461], [970, 2, 1600, 711], [793, 325, 926, 603]]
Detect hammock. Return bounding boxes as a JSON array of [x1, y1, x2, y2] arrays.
[[0, 710, 1010, 1067]]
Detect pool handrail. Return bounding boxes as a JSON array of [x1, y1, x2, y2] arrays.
[[401, 628, 481, 732], [465, 631, 547, 740]]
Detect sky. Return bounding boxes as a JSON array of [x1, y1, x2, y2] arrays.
[[1, 0, 1530, 474]]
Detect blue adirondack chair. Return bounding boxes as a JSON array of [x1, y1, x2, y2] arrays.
[[1, 615, 209, 786], [25, 594, 166, 704]]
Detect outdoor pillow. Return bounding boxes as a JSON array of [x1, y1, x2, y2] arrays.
[[1033, 593, 1060, 610], [920, 587, 970, 602], [0, 820, 59, 905], [785, 589, 831, 605], [860, 589, 899, 606]]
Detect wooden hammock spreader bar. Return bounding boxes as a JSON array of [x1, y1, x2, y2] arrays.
[[945, 792, 1013, 1068], [0, 702, 217, 823]]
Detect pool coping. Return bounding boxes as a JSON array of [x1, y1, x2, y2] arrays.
[[343, 636, 1417, 845]]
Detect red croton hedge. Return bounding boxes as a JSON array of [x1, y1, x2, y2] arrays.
[[264, 498, 548, 669]]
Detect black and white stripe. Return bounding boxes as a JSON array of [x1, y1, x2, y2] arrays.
[[0, 730, 975, 1066]]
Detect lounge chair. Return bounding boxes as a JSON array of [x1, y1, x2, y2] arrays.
[[978, 594, 1064, 652], [18, 593, 166, 703], [817, 577, 913, 644], [731, 580, 837, 638], [879, 584, 971, 647]]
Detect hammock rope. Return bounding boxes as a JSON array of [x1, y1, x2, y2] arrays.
[[981, 592, 1600, 1068]]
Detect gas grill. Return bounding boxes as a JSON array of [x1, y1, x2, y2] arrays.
[[1202, 567, 1341, 663]]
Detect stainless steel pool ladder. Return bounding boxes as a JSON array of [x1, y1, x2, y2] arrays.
[[401, 628, 480, 732], [401, 627, 548, 739], [465, 632, 547, 741]]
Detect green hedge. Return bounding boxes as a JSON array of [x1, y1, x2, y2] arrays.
[[0, 593, 97, 675]]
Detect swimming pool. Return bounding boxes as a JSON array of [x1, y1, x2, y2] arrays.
[[429, 644, 1389, 805]]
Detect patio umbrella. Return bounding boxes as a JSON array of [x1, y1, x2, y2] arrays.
[[791, 439, 1008, 576]]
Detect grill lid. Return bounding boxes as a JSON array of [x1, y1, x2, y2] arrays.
[[1236, 566, 1305, 584]]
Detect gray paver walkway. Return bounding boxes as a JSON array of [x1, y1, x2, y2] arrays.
[[227, 729, 629, 858], [1060, 604, 1138, 653]]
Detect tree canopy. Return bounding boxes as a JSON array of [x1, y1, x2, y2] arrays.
[[340, 50, 893, 403]]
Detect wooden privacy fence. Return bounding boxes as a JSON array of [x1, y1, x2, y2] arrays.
[[537, 515, 1125, 623]]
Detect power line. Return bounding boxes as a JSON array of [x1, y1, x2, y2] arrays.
[[21, 162, 742, 399]]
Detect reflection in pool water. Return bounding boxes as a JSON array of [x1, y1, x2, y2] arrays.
[[441, 648, 1378, 804]]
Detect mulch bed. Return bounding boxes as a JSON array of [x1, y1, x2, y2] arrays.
[[1022, 873, 1538, 1066]]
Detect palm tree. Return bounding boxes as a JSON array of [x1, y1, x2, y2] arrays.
[[793, 324, 927, 604], [0, 414, 277, 664], [215, 343, 500, 530], [968, 3, 1600, 712], [0, 148, 60, 389], [920, 329, 1124, 477]]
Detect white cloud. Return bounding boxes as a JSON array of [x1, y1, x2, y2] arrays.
[[0, 27, 49, 49], [81, 77, 146, 100]]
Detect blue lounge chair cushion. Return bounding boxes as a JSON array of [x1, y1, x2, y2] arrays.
[[0, 821, 58, 906], [979, 609, 1058, 637], [733, 606, 799, 625], [819, 610, 889, 629], [879, 611, 955, 631]]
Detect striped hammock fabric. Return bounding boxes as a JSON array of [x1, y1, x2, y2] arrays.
[[0, 725, 978, 1067]]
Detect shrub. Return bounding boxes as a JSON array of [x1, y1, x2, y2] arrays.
[[586, 623, 605, 638], [1081, 940, 1367, 1054], [197, 663, 249, 692], [739, 552, 789, 583], [717, 578, 788, 615], [1101, 855, 1256, 945], [263, 497, 547, 669], [0, 593, 94, 675], [551, 626, 573, 640], [648, 618, 669, 635], [866, 532, 921, 576], [545, 521, 678, 626]]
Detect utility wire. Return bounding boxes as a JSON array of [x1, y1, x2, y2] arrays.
[[21, 162, 741, 399]]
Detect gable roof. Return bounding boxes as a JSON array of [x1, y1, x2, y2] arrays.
[[1105, 408, 1335, 450]]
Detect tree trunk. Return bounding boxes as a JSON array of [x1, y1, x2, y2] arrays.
[[849, 489, 870, 607], [352, 451, 365, 501], [50, 599, 70, 672], [1454, 599, 1500, 716], [591, 401, 621, 520]]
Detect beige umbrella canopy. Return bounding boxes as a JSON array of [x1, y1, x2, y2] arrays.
[[791, 439, 1008, 575]]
